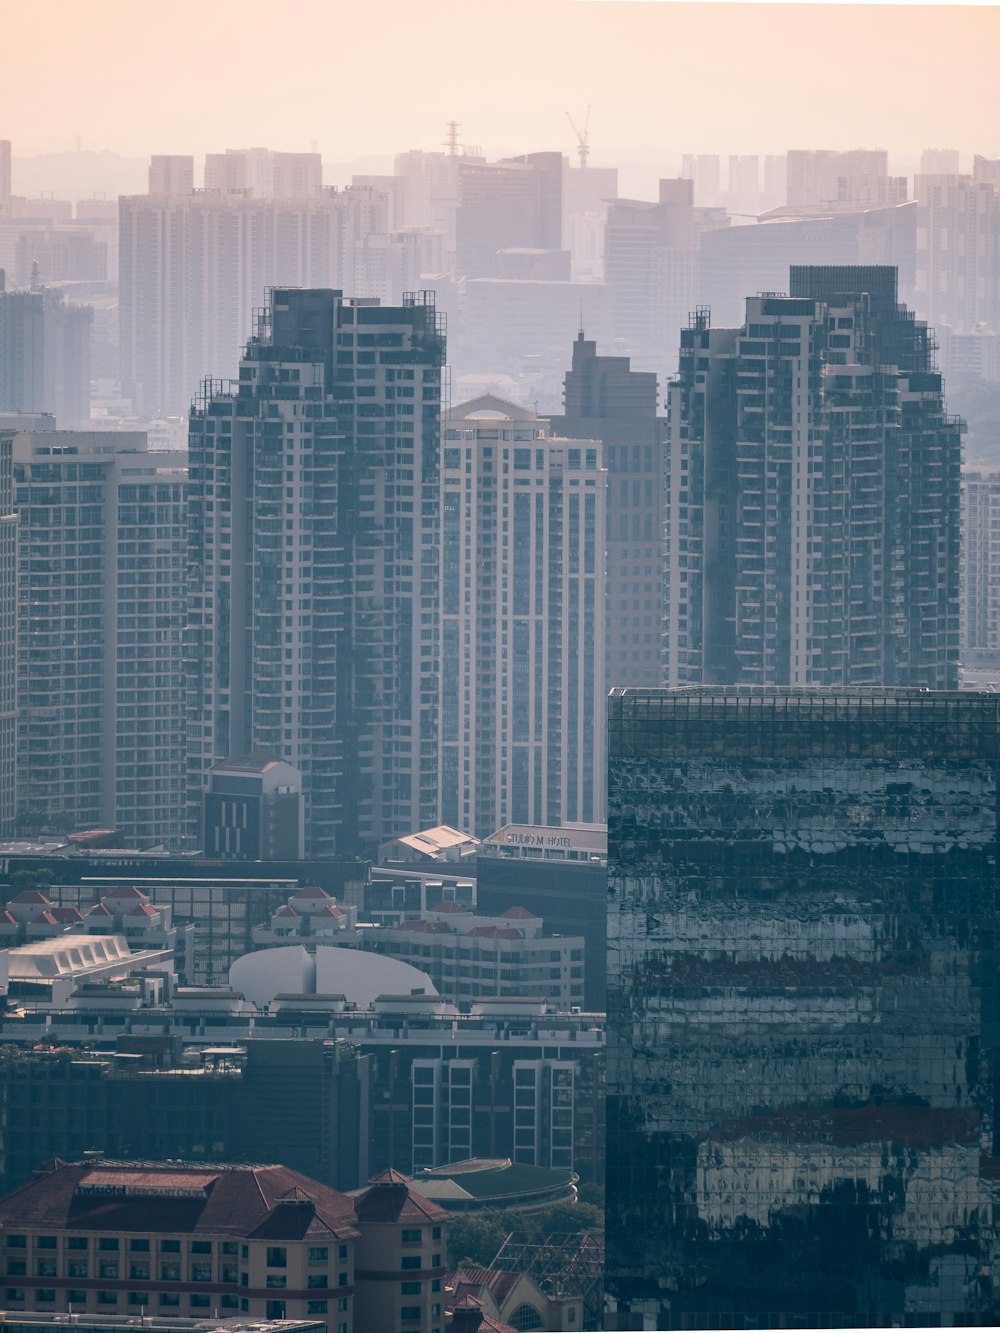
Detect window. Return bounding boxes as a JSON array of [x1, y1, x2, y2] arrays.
[[266, 1301, 286, 1320], [338, 1244, 348, 1260], [222, 1242, 238, 1256], [6, 1237, 25, 1249], [192, 1264, 212, 1282], [307, 1274, 327, 1289], [129, 1293, 149, 1307], [338, 1272, 348, 1287], [190, 1295, 211, 1309], [401, 1228, 422, 1244], [159, 1294, 180, 1308], [36, 1237, 57, 1250], [401, 1256, 421, 1270], [401, 1281, 421, 1294], [221, 1295, 239, 1309], [161, 1240, 181, 1253], [266, 1247, 287, 1268], [98, 1263, 119, 1279], [67, 1291, 87, 1305], [36, 1261, 57, 1278], [96, 1292, 117, 1306], [98, 1239, 119, 1251], [401, 1307, 422, 1321], [68, 1262, 88, 1278], [160, 1264, 181, 1281], [307, 1301, 328, 1314], [191, 1241, 212, 1254], [432, 1226, 441, 1240], [67, 1238, 88, 1251], [5, 1263, 25, 1277], [266, 1276, 287, 1289], [510, 1305, 545, 1331], [129, 1239, 150, 1253], [308, 1246, 328, 1262], [4, 1289, 25, 1302]]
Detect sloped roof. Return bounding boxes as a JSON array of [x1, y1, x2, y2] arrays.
[[428, 900, 470, 915], [11, 890, 52, 905], [51, 907, 85, 923], [289, 886, 333, 901], [0, 1160, 360, 1240], [499, 906, 539, 920], [354, 1171, 451, 1225]]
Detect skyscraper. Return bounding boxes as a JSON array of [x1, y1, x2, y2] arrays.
[[550, 330, 665, 689], [147, 154, 194, 195], [119, 187, 389, 415], [187, 287, 445, 857], [439, 395, 606, 836], [0, 282, 92, 427], [914, 170, 1000, 335], [607, 685, 1000, 1328], [665, 265, 961, 689], [455, 151, 564, 278], [0, 140, 11, 208], [604, 178, 695, 376], [11, 430, 187, 843], [961, 470, 1000, 667]]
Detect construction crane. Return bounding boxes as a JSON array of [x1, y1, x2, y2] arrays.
[[565, 107, 591, 169]]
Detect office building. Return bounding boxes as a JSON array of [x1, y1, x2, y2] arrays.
[[204, 754, 304, 860], [11, 430, 187, 844], [118, 189, 390, 416], [604, 179, 696, 375], [147, 155, 194, 195], [439, 396, 606, 839], [962, 470, 1000, 666], [551, 331, 666, 689], [665, 265, 961, 689], [187, 287, 444, 857], [607, 686, 1000, 1327], [0, 283, 92, 428]]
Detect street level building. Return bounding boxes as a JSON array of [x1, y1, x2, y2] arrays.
[[607, 686, 1000, 1327]]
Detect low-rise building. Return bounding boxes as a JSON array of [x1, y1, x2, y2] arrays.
[[0, 1159, 451, 1333], [0, 935, 173, 1010]]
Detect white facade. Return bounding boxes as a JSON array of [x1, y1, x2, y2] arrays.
[[440, 396, 606, 837]]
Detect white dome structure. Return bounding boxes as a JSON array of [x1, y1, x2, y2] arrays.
[[229, 944, 437, 1010]]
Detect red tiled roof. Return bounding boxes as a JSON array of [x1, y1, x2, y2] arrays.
[[290, 886, 332, 901], [428, 900, 470, 915], [103, 886, 151, 901], [355, 1171, 450, 1225], [127, 903, 159, 918], [11, 890, 52, 905], [451, 1265, 522, 1306], [499, 906, 538, 920], [0, 910, 16, 926], [51, 907, 85, 923], [35, 911, 59, 925], [0, 1161, 359, 1240], [274, 905, 299, 919], [86, 902, 113, 916], [314, 904, 345, 918]]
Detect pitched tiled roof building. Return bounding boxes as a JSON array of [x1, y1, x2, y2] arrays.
[[0, 1159, 451, 1333]]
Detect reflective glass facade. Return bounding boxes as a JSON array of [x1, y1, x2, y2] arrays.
[[607, 687, 1000, 1328]]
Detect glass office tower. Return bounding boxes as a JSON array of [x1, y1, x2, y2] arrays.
[[607, 687, 1000, 1328]]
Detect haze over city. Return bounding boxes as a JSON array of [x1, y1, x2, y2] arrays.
[[2, 2, 1000, 1330]]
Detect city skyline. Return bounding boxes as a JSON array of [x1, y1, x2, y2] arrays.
[[2, 3, 998, 163]]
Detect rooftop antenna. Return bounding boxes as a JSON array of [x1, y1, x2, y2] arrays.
[[565, 107, 591, 169], [444, 121, 461, 157]]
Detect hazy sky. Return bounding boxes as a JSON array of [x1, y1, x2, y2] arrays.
[[3, 1, 998, 164]]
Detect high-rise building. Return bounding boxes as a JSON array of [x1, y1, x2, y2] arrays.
[[0, 139, 11, 206], [119, 188, 389, 416], [914, 171, 1000, 335], [147, 153, 194, 194], [604, 178, 696, 375], [665, 265, 961, 689], [11, 430, 186, 843], [187, 287, 444, 857], [607, 685, 1000, 1327], [681, 153, 722, 207], [0, 281, 92, 427], [550, 330, 665, 689], [439, 395, 606, 837], [203, 147, 323, 197], [726, 154, 759, 214], [455, 151, 564, 278], [786, 148, 904, 208], [0, 432, 16, 834], [921, 148, 961, 176], [962, 470, 1000, 667]]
